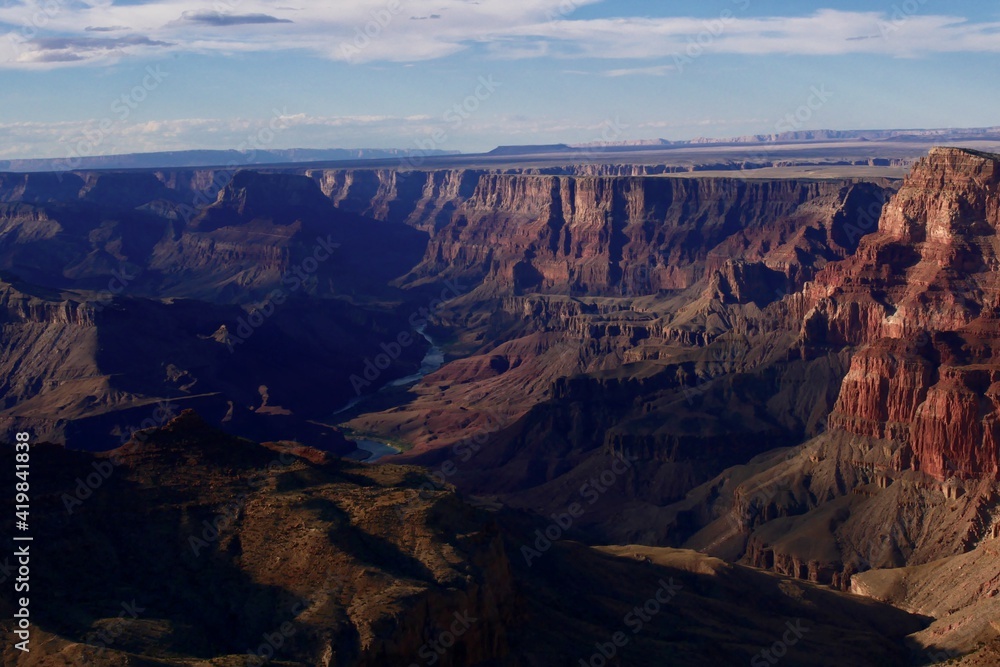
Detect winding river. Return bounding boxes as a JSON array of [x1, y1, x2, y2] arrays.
[[352, 439, 404, 463], [334, 325, 445, 462]]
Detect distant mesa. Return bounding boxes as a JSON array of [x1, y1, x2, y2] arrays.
[[483, 127, 1000, 158], [487, 144, 573, 156], [684, 126, 1000, 145], [4, 126, 1000, 173], [0, 147, 460, 173]]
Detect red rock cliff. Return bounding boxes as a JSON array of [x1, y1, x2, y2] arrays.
[[315, 169, 892, 296], [820, 148, 1000, 480]]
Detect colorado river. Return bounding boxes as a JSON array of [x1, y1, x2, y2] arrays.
[[353, 439, 402, 463], [332, 324, 444, 415], [334, 325, 445, 462]]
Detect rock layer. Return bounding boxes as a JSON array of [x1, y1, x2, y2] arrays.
[[0, 412, 928, 666], [816, 148, 1000, 480]]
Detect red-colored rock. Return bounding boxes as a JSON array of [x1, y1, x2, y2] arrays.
[[817, 148, 1000, 480]]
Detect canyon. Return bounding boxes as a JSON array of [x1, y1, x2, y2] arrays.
[[1, 411, 926, 665], [1, 146, 999, 664]]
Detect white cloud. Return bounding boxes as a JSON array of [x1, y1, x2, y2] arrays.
[[0, 111, 651, 158], [0, 0, 605, 67], [602, 64, 675, 77], [0, 3, 998, 69], [0, 113, 442, 157], [512, 10, 1000, 59]]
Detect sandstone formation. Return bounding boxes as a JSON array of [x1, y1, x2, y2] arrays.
[[3, 148, 1000, 663], [0, 171, 433, 450], [0, 412, 926, 666], [339, 149, 1000, 650]]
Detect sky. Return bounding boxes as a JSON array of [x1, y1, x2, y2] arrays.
[[0, 0, 998, 159]]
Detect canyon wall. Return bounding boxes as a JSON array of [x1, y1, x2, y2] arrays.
[[0, 165, 895, 303], [677, 149, 1000, 593], [812, 148, 1000, 481], [309, 168, 893, 296], [330, 149, 1000, 597]]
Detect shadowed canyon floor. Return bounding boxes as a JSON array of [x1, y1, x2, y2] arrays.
[[1, 412, 930, 665], [1, 147, 999, 664]]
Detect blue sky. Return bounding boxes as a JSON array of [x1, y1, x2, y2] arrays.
[[0, 0, 998, 158]]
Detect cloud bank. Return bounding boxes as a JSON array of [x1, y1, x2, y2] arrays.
[[0, 2, 997, 68]]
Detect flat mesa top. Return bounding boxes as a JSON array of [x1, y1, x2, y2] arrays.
[[659, 165, 911, 180], [7, 134, 1000, 176]]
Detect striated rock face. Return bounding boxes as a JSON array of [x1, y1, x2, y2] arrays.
[[0, 171, 88, 203], [816, 148, 1000, 480], [5, 149, 1000, 618], [418, 176, 887, 295], [660, 150, 1000, 596], [0, 282, 96, 326], [707, 260, 788, 304], [311, 168, 483, 232], [0, 274, 429, 450], [910, 366, 1000, 478], [0, 412, 929, 667], [0, 168, 430, 303], [340, 149, 1000, 604], [304, 167, 894, 295], [339, 174, 893, 539], [295, 170, 890, 503], [827, 342, 936, 440], [0, 166, 892, 306], [204, 170, 336, 224], [0, 167, 443, 448], [801, 147, 1000, 343]]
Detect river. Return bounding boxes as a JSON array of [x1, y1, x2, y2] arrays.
[[353, 439, 402, 463], [333, 324, 444, 415], [334, 325, 445, 462]]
